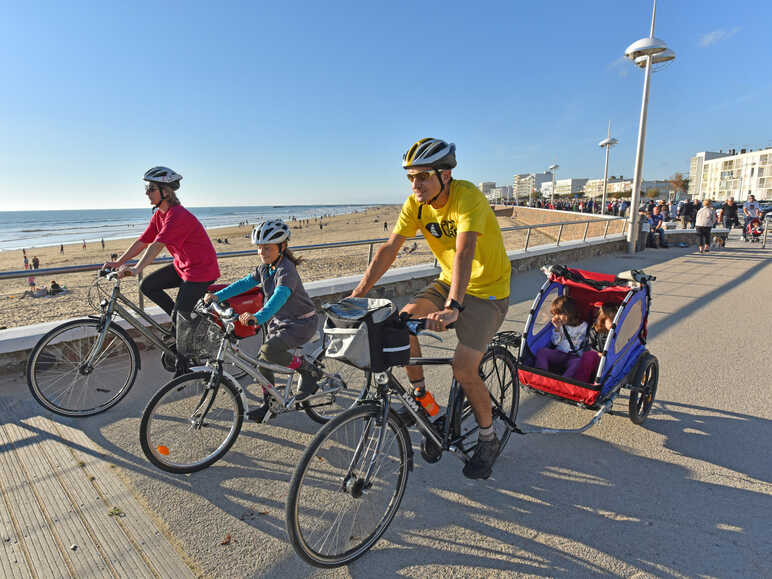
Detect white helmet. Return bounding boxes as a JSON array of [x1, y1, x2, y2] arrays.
[[143, 166, 183, 190], [251, 219, 290, 245]]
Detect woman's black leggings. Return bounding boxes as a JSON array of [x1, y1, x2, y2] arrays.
[[139, 264, 213, 320], [696, 226, 712, 246]]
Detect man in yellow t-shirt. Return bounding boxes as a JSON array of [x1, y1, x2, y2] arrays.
[[351, 138, 511, 480]]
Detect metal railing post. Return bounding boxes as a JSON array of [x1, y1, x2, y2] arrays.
[[603, 221, 610, 239], [523, 227, 532, 251], [556, 224, 564, 246], [137, 272, 144, 310], [583, 221, 590, 242], [368, 243, 374, 264]]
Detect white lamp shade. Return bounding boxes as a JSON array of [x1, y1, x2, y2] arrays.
[[625, 37, 668, 61], [599, 137, 619, 147], [548, 164, 559, 171]]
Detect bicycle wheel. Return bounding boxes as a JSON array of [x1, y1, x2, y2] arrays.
[[628, 353, 658, 425], [286, 402, 411, 568], [452, 345, 519, 454], [139, 370, 244, 474], [303, 350, 372, 424], [27, 318, 139, 417]]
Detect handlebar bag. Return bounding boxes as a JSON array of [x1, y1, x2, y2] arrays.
[[176, 311, 224, 363], [323, 298, 410, 372]]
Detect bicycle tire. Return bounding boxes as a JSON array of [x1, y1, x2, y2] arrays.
[[286, 402, 411, 568], [451, 345, 519, 454], [139, 370, 244, 474], [302, 347, 372, 424], [27, 318, 139, 417]]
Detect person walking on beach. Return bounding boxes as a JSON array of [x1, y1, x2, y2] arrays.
[[23, 255, 29, 270], [101, 238, 105, 249], [82, 240, 87, 250], [104, 166, 220, 374], [32, 256, 40, 270], [60, 244, 64, 254], [350, 137, 511, 480]]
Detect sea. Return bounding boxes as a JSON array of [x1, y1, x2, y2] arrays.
[[0, 204, 376, 252]]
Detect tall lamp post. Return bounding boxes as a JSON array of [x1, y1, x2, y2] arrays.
[[624, 0, 675, 253], [548, 163, 559, 206], [598, 122, 618, 215]]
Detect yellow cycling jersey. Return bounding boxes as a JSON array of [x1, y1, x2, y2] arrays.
[[394, 179, 511, 300]]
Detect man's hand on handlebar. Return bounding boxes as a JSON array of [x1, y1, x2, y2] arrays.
[[424, 307, 459, 331], [202, 292, 218, 305]]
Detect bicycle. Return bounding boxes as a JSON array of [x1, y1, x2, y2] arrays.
[[284, 317, 520, 567], [139, 299, 372, 474], [25, 268, 260, 417]]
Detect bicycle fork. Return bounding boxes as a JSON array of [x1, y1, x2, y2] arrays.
[[341, 394, 392, 497]]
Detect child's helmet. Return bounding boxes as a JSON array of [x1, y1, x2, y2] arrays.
[[251, 219, 290, 245]]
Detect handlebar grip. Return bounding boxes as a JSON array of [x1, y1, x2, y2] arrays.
[[247, 319, 257, 327]]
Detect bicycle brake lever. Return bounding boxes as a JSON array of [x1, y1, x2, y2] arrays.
[[417, 330, 442, 342]]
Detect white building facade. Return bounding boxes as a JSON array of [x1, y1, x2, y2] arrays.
[[689, 148, 772, 202], [513, 172, 552, 200]]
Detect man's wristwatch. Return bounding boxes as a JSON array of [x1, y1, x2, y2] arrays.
[[445, 299, 465, 312]]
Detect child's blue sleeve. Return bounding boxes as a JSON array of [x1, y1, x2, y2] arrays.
[[214, 274, 259, 303], [256, 285, 291, 325]]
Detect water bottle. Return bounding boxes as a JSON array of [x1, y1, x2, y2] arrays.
[[413, 385, 439, 417]]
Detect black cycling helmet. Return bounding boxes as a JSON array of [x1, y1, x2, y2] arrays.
[[402, 138, 457, 170]]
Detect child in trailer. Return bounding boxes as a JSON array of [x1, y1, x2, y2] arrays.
[[535, 296, 588, 378], [203, 219, 321, 422], [574, 303, 619, 383]]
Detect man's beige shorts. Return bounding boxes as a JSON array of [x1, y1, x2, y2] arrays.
[[410, 280, 508, 353]]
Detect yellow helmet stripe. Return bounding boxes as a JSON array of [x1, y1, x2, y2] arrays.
[[405, 137, 431, 166]]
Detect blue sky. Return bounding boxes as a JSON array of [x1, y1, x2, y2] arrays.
[[1, 1, 770, 210]]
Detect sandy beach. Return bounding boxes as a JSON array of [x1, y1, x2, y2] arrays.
[[0, 205, 429, 329], [0, 204, 608, 330]]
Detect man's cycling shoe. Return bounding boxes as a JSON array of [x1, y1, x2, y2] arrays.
[[247, 404, 270, 423], [462, 435, 500, 480], [394, 406, 416, 427]]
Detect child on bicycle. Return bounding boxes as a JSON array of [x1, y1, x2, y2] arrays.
[[203, 219, 321, 421], [574, 303, 619, 383], [535, 296, 587, 378]]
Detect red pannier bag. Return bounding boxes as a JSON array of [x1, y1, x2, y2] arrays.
[[207, 284, 264, 338]]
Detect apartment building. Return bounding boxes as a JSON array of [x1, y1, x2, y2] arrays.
[[513, 172, 552, 200], [689, 148, 772, 201]]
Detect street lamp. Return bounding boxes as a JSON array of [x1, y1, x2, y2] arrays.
[[599, 122, 618, 215], [624, 0, 675, 253], [548, 163, 559, 206]]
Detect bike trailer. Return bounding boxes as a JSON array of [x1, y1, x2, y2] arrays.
[[207, 284, 264, 338], [322, 298, 411, 372], [517, 265, 651, 407]]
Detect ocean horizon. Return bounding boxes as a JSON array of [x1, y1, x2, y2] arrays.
[[0, 204, 380, 252]]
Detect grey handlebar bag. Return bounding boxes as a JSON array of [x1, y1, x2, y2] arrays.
[[322, 298, 411, 372]]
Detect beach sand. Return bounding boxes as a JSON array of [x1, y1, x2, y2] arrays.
[[0, 204, 564, 330]]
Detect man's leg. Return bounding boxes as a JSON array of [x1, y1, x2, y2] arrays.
[[400, 298, 440, 383], [454, 344, 490, 427]]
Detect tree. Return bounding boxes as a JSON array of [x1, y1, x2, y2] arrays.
[[668, 172, 689, 200], [645, 188, 659, 199]]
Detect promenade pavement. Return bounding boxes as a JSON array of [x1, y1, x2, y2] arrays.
[[2, 229, 770, 578]]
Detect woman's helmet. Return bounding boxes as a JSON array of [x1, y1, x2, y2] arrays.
[[143, 166, 183, 191], [402, 138, 456, 170], [251, 219, 290, 245]]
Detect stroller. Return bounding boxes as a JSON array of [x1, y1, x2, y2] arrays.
[[745, 217, 764, 243], [516, 265, 659, 430]]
